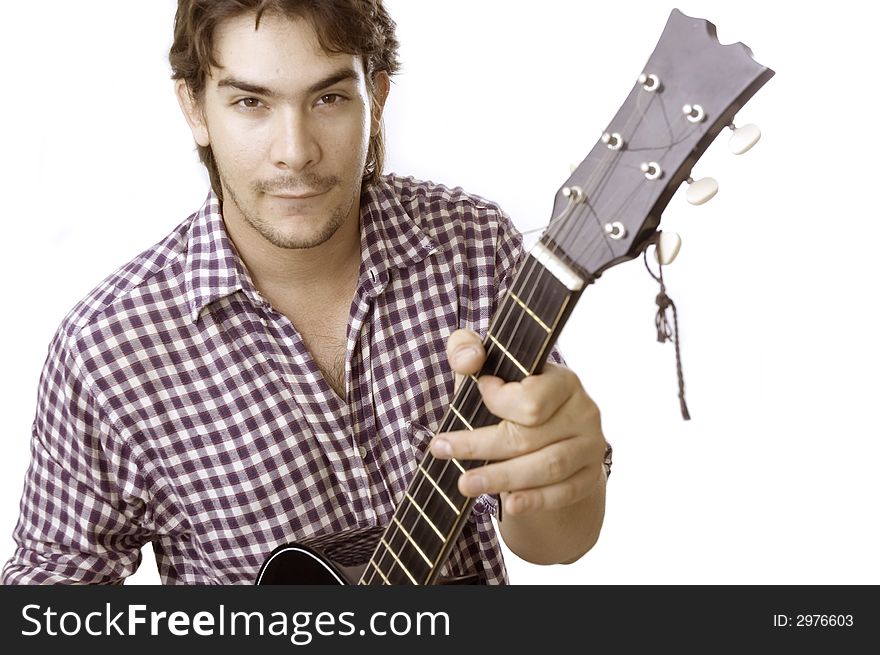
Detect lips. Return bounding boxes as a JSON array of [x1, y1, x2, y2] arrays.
[[269, 190, 327, 200]]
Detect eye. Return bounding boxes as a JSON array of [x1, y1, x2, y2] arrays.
[[318, 93, 344, 106], [235, 97, 264, 111]]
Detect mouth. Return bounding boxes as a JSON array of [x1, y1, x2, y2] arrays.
[[269, 189, 328, 200]]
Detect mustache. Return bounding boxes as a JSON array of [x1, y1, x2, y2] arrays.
[[257, 174, 339, 195]]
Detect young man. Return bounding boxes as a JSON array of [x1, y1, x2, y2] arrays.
[[2, 0, 611, 585]]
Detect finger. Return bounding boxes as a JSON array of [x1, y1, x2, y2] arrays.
[[430, 412, 578, 462], [446, 328, 486, 375], [455, 436, 592, 497], [502, 465, 601, 516], [476, 362, 581, 427]]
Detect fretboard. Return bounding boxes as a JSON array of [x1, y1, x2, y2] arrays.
[[359, 239, 586, 584]]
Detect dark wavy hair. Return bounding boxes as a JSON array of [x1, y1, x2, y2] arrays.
[[169, 0, 401, 201]]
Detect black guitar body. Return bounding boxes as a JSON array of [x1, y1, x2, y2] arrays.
[[255, 525, 478, 585]]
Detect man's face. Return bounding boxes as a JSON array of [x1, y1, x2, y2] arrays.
[[179, 13, 383, 251]]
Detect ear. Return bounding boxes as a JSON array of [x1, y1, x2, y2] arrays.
[[175, 79, 211, 148], [369, 71, 391, 137]]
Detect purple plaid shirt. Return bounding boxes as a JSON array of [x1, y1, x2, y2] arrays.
[[2, 174, 569, 585]]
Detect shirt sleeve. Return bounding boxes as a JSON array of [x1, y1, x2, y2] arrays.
[[2, 327, 151, 584]]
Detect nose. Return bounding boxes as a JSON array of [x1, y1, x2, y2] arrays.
[[270, 108, 320, 173]]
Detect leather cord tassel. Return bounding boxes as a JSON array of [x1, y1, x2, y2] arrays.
[[644, 250, 691, 421]]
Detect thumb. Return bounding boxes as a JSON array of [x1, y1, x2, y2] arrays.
[[446, 328, 485, 392]]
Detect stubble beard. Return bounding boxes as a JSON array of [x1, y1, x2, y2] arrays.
[[218, 164, 357, 251]]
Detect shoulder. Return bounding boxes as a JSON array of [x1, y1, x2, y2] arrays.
[[379, 173, 503, 216], [54, 212, 196, 359], [377, 173, 522, 252]]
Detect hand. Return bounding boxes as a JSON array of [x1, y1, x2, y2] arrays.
[[431, 328, 607, 517]]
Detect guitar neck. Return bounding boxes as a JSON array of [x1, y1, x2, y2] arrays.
[[359, 238, 587, 584], [256, 6, 774, 588]]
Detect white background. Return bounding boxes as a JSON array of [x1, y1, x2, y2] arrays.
[[1, 1, 877, 585]]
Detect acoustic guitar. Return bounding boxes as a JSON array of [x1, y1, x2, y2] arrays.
[[256, 8, 775, 585]]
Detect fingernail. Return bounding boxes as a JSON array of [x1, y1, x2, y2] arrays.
[[431, 438, 453, 458], [454, 347, 479, 366]]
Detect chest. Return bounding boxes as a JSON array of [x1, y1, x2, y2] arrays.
[[121, 265, 470, 578], [283, 300, 351, 398]]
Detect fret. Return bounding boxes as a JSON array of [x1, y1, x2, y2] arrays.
[[407, 462, 470, 576], [409, 470, 462, 527], [380, 537, 419, 585], [362, 249, 586, 586], [393, 517, 434, 568], [418, 464, 461, 514], [387, 511, 437, 580], [445, 383, 499, 432], [398, 492, 455, 571], [498, 284, 567, 354], [487, 258, 565, 336], [487, 333, 530, 376], [425, 453, 474, 490], [509, 290, 553, 333], [450, 405, 474, 431], [405, 491, 446, 543], [538, 294, 572, 366], [547, 291, 570, 333], [368, 558, 390, 585]]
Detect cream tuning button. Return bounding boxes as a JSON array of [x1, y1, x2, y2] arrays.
[[729, 123, 762, 155], [654, 231, 682, 266], [686, 177, 718, 206]]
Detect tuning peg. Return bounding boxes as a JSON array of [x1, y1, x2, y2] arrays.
[[728, 123, 762, 155], [685, 176, 718, 205], [654, 231, 682, 266]]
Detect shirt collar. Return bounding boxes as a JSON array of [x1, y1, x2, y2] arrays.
[[357, 177, 439, 296], [184, 178, 439, 323], [184, 189, 250, 323]]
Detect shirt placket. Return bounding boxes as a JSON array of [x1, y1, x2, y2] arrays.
[[346, 264, 393, 522], [244, 292, 371, 513]]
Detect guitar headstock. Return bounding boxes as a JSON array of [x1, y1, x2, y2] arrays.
[[543, 9, 774, 278]]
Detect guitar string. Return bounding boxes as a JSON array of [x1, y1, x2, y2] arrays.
[[365, 82, 682, 584], [364, 77, 692, 585], [363, 80, 658, 585], [359, 254, 553, 583], [361, 254, 555, 584], [469, 90, 665, 521]]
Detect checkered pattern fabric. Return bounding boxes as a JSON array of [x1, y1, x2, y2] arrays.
[[2, 174, 567, 585]]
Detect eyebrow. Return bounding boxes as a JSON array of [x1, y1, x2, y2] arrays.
[[216, 67, 360, 98]]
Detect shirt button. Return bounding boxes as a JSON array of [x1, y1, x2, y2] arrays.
[[358, 446, 368, 459]]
